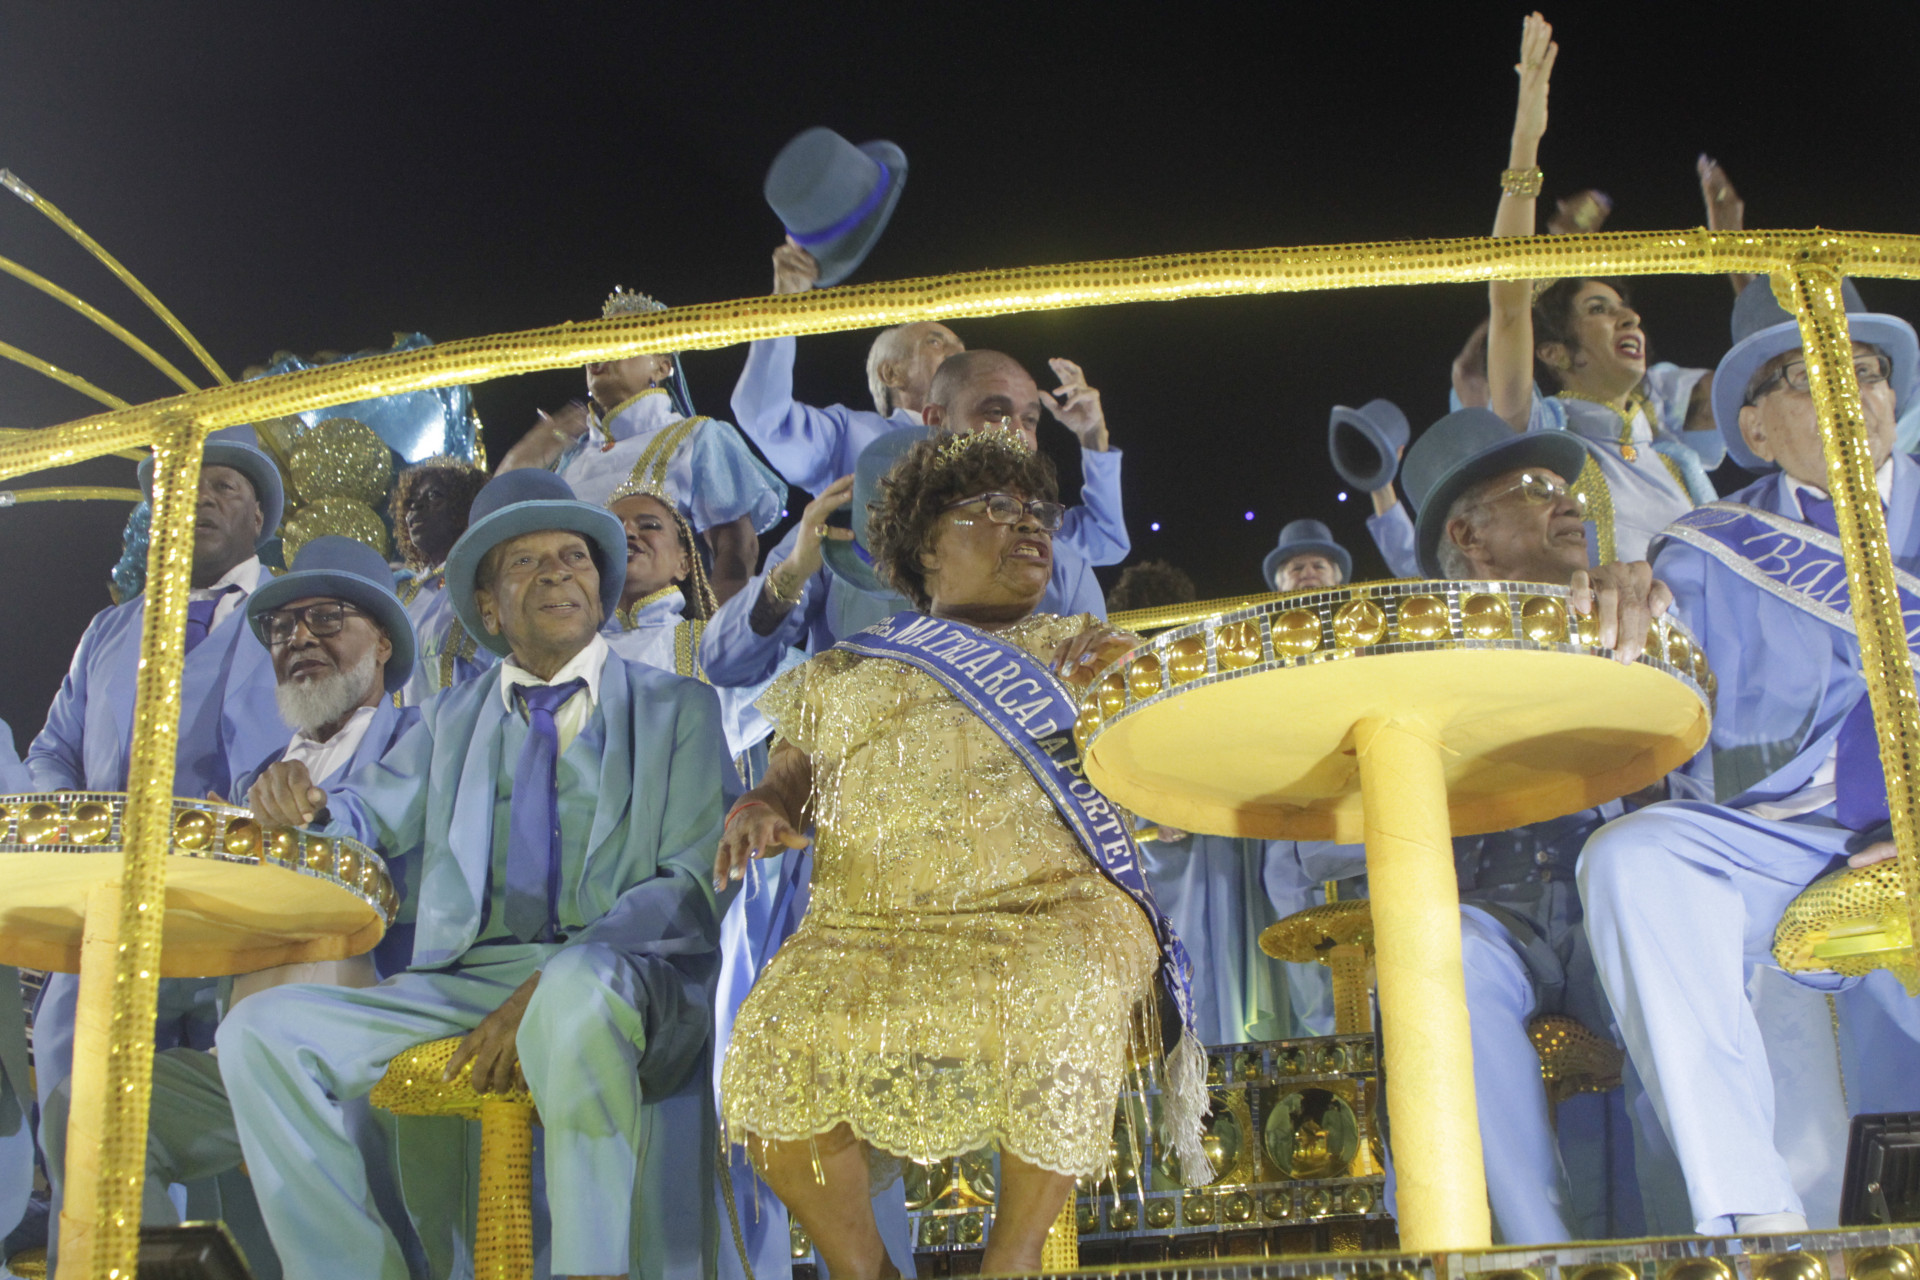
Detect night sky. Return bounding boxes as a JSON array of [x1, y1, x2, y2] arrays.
[[4, 2, 1920, 751]]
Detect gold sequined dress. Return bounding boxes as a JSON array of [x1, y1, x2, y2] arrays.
[[720, 613, 1160, 1177]]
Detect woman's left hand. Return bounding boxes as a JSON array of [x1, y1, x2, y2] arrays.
[[1054, 620, 1140, 687]]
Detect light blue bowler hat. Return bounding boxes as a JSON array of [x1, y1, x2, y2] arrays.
[[765, 127, 908, 287], [1403, 408, 1592, 577], [247, 535, 417, 694], [137, 424, 285, 547], [444, 470, 626, 657], [1711, 278, 1919, 472], [1327, 399, 1411, 493], [822, 427, 928, 598], [1262, 520, 1352, 590]]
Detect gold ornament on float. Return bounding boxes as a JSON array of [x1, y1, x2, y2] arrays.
[[287, 416, 395, 509], [280, 494, 391, 561]]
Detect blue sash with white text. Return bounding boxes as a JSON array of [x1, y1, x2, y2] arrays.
[[1657, 501, 1920, 648], [834, 611, 1213, 1179]]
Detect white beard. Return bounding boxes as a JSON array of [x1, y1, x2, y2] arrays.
[[276, 650, 378, 738]]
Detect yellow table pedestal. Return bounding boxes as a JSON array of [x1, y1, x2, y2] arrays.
[[1077, 581, 1714, 1254], [1353, 714, 1489, 1250]]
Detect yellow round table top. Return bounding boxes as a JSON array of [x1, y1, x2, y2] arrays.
[[1078, 580, 1713, 843], [0, 792, 395, 977]]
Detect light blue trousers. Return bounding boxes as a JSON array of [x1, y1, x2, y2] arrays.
[[219, 942, 679, 1280], [1577, 800, 1920, 1233], [1459, 905, 1577, 1244]]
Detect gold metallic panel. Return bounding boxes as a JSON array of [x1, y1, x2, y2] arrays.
[[1332, 599, 1387, 649], [1396, 594, 1448, 643], [1271, 609, 1322, 657], [1127, 652, 1164, 701], [1168, 636, 1208, 686], [1215, 619, 1263, 670], [1461, 593, 1512, 641], [1520, 595, 1568, 644], [67, 803, 111, 845]]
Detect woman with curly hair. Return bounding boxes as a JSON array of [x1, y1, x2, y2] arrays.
[[715, 430, 1209, 1279], [388, 457, 493, 703]]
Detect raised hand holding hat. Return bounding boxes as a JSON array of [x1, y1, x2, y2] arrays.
[[1327, 399, 1411, 493], [764, 127, 908, 287]]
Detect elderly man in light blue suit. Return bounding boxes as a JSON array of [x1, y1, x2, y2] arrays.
[[1580, 281, 1920, 1236], [26, 426, 289, 1264], [222, 470, 730, 1280]]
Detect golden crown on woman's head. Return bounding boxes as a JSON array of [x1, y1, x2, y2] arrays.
[[932, 428, 1034, 469], [602, 287, 666, 319]]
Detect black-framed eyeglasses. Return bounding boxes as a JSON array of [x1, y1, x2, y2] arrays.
[[941, 491, 1066, 532], [261, 602, 366, 647], [1746, 353, 1893, 404]]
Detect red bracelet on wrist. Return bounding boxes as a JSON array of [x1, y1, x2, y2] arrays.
[[725, 798, 774, 828]]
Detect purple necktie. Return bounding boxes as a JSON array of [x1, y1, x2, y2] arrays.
[[505, 678, 587, 943], [184, 586, 238, 655]]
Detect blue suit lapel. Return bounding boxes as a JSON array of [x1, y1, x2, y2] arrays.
[[586, 662, 637, 871], [448, 686, 508, 941]]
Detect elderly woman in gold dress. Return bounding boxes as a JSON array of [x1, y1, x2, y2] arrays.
[[714, 431, 1208, 1278]]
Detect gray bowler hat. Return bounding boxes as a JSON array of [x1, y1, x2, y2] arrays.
[[444, 470, 626, 657], [137, 424, 285, 547], [247, 535, 417, 694], [822, 427, 927, 598], [1711, 279, 1919, 472], [1262, 520, 1352, 590], [1403, 409, 1592, 577], [765, 127, 908, 287], [1327, 399, 1411, 493]]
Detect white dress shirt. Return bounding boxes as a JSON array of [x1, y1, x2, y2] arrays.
[[190, 556, 267, 630], [497, 633, 609, 754]]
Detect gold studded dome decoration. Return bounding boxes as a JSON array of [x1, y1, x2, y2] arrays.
[[1528, 1014, 1626, 1106], [1258, 900, 1375, 963], [369, 1036, 538, 1119], [280, 493, 391, 561], [0, 791, 395, 977], [287, 416, 396, 508], [1774, 858, 1917, 993], [1075, 579, 1715, 844]]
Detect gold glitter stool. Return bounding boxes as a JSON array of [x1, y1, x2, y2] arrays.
[[1076, 580, 1713, 1253], [369, 1038, 540, 1280], [1527, 1014, 1625, 1109], [1773, 859, 1919, 994], [1040, 1196, 1077, 1272], [0, 793, 394, 1280], [1260, 899, 1375, 1036]]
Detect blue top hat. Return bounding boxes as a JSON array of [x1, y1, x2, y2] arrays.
[[1403, 409, 1593, 577], [765, 127, 908, 288], [1327, 399, 1412, 493], [444, 470, 626, 657], [1711, 279, 1919, 472], [137, 425, 285, 548], [822, 427, 927, 598], [247, 535, 418, 694], [1262, 520, 1353, 591]]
